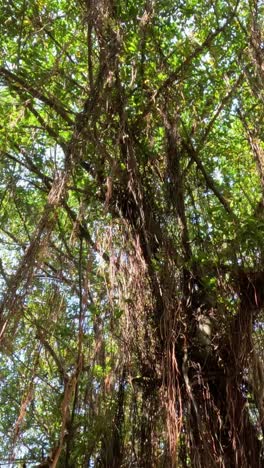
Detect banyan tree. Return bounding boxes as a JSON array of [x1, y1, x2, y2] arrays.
[[0, 0, 264, 466]]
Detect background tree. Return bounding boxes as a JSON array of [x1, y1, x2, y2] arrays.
[[0, 0, 264, 466]]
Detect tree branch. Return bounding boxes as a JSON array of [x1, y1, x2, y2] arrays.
[[0, 67, 74, 126]]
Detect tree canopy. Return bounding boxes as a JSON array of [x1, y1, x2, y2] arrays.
[[0, 0, 264, 466]]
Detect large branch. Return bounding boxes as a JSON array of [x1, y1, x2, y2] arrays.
[[181, 138, 235, 217], [0, 67, 74, 126], [2, 149, 109, 264], [36, 330, 66, 381]]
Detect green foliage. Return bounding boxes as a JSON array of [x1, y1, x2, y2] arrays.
[[0, 0, 264, 466]]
